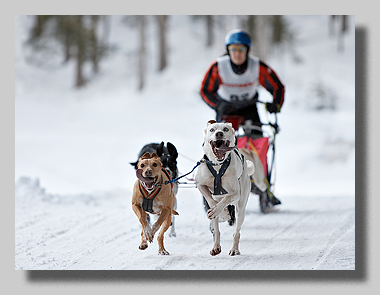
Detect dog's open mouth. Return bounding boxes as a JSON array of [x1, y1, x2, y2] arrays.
[[136, 169, 158, 189], [210, 140, 234, 161]]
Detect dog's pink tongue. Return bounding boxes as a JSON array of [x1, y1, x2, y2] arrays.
[[211, 140, 235, 160], [214, 140, 234, 152], [136, 169, 155, 188], [216, 146, 235, 152]]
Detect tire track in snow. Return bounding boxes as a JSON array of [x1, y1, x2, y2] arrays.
[[313, 210, 355, 269], [226, 209, 315, 269]]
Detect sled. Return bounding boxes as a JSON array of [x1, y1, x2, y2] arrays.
[[237, 136, 270, 176], [222, 112, 280, 213]]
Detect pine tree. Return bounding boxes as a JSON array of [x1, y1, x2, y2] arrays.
[[138, 15, 146, 90], [206, 15, 214, 47], [27, 15, 108, 88], [157, 15, 168, 71]]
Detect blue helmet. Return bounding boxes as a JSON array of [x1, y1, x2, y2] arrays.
[[225, 29, 251, 48]]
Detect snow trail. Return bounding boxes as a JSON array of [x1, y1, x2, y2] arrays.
[[15, 177, 354, 270]]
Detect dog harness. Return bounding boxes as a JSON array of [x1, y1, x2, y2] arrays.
[[204, 149, 245, 195], [139, 168, 172, 213], [204, 154, 231, 195]]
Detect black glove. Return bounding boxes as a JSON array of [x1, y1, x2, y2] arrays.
[[266, 102, 280, 113]]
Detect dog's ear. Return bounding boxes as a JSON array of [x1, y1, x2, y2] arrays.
[[156, 141, 164, 157], [151, 153, 163, 167], [226, 122, 236, 133], [140, 152, 151, 160], [207, 120, 217, 125], [151, 153, 160, 160], [130, 161, 138, 170], [167, 142, 178, 160]]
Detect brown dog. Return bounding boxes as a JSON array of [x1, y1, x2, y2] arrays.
[[131, 152, 179, 255]]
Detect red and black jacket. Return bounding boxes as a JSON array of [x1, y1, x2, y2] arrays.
[[200, 58, 285, 110]]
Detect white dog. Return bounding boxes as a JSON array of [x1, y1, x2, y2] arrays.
[[195, 120, 254, 256]]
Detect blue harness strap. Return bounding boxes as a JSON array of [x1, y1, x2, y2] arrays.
[[162, 149, 242, 192], [164, 161, 201, 185]]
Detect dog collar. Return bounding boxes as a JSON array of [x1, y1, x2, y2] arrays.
[[139, 168, 173, 213], [139, 176, 162, 213], [139, 176, 162, 199]]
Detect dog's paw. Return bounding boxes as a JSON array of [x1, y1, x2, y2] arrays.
[[207, 209, 215, 219], [210, 246, 222, 256], [158, 249, 170, 255], [143, 226, 154, 243], [229, 249, 241, 256], [139, 243, 148, 250], [207, 205, 224, 220]]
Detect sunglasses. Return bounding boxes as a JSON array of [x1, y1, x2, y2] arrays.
[[228, 45, 247, 52]]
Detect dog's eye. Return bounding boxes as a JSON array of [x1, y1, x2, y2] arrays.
[[223, 127, 229, 132], [210, 128, 215, 132], [152, 163, 157, 167], [140, 164, 145, 168]]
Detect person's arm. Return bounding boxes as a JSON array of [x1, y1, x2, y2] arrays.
[[200, 61, 221, 109], [258, 60, 285, 113]]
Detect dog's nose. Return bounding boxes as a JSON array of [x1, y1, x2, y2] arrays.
[[144, 168, 152, 176], [216, 131, 224, 138]]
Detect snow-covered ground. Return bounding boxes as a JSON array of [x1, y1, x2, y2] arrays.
[[15, 15, 355, 270]]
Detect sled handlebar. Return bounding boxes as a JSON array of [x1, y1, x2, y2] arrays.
[[221, 100, 280, 134], [257, 101, 280, 134]]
